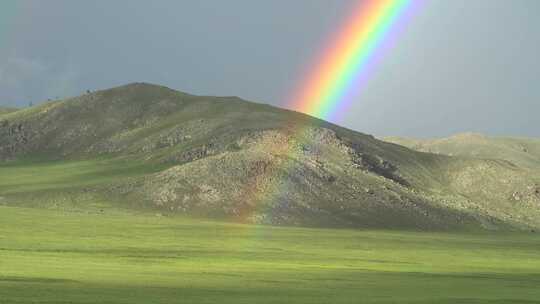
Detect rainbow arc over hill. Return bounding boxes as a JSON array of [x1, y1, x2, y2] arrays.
[[289, 0, 414, 121], [237, 0, 417, 223]]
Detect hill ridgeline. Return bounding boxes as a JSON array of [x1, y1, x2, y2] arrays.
[[1, 83, 539, 230]]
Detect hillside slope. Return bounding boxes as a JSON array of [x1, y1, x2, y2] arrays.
[[1, 83, 539, 230], [0, 106, 18, 116], [384, 133, 540, 169]]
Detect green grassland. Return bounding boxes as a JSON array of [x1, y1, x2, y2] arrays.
[[0, 158, 168, 213], [1, 206, 540, 304], [1, 159, 540, 303], [0, 158, 163, 195]]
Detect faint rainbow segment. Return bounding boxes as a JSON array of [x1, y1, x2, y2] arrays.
[[288, 0, 415, 121]]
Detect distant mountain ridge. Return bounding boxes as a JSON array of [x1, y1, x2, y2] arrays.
[[0, 106, 18, 116], [1, 83, 539, 231], [384, 133, 540, 170]]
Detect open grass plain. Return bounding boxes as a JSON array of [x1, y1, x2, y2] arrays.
[[1, 160, 540, 304], [1, 206, 540, 304]]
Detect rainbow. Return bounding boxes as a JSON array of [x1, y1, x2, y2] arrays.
[[289, 0, 414, 121], [233, 0, 417, 224]]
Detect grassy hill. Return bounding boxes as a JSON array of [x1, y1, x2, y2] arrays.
[[384, 133, 540, 169], [1, 83, 539, 230], [0, 106, 18, 116], [2, 84, 540, 303]]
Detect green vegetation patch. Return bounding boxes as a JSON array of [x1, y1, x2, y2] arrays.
[[1, 206, 539, 303], [0, 158, 165, 195], [0, 106, 18, 116]]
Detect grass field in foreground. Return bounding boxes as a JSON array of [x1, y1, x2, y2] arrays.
[[1, 206, 539, 303]]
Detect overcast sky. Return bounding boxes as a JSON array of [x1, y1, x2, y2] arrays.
[[1, 0, 538, 137]]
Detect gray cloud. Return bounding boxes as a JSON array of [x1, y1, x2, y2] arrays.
[[0, 55, 47, 88], [0, 54, 80, 105], [1, 0, 538, 137]]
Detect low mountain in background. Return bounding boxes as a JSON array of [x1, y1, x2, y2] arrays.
[[1, 83, 539, 230], [0, 106, 18, 115], [385, 133, 540, 170]]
